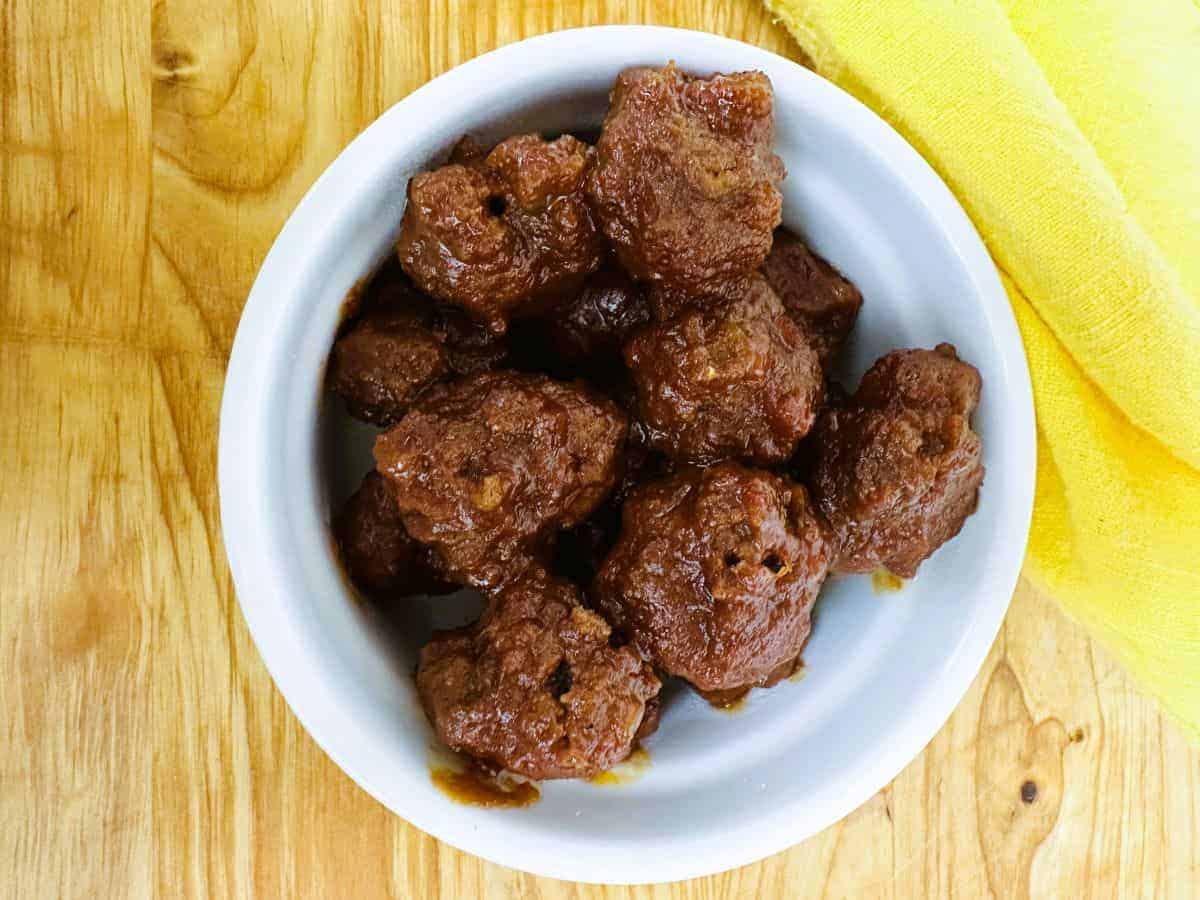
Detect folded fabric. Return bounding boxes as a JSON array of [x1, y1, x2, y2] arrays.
[[763, 0, 1200, 738]]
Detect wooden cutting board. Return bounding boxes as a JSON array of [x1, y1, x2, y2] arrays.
[[3, 1, 1197, 897]]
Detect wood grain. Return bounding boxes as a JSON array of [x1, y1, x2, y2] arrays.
[[2, 1, 1198, 897]]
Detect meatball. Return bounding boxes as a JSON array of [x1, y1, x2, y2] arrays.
[[644, 276, 748, 322], [552, 418, 669, 589], [540, 265, 650, 372], [587, 65, 785, 293], [330, 261, 508, 426], [429, 304, 509, 376], [593, 462, 833, 694], [760, 228, 863, 367], [417, 567, 661, 780], [397, 133, 605, 333], [624, 276, 824, 466], [855, 343, 981, 416], [329, 308, 449, 427], [809, 345, 984, 578], [374, 371, 627, 590], [694, 653, 804, 708], [333, 471, 452, 599]]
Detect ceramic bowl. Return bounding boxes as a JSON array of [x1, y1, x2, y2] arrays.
[[218, 25, 1035, 884]]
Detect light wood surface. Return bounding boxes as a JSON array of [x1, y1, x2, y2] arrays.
[[3, 1, 1198, 897]]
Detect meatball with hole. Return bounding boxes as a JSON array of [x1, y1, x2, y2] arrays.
[[374, 371, 627, 591], [417, 566, 661, 780], [397, 133, 605, 334], [593, 462, 832, 695], [587, 64, 785, 292], [333, 471, 453, 600], [624, 275, 823, 466], [808, 344, 984, 578]]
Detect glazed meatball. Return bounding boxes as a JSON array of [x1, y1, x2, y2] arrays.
[[593, 462, 833, 694], [397, 133, 605, 333], [643, 276, 748, 322], [587, 65, 785, 292], [761, 228, 863, 368], [809, 345, 984, 578], [429, 304, 509, 376], [552, 419, 669, 588], [540, 265, 650, 372], [329, 308, 449, 427], [330, 261, 507, 426], [855, 343, 982, 416], [333, 471, 452, 599], [417, 567, 661, 780], [374, 371, 628, 590], [694, 653, 804, 708], [625, 276, 824, 466]]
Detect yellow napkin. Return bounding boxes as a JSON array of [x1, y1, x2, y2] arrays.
[[763, 0, 1200, 738]]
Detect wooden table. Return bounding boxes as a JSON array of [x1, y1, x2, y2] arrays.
[[4, 1, 1198, 897]]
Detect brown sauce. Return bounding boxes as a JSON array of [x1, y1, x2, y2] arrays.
[[589, 746, 651, 786], [430, 762, 540, 809], [872, 569, 906, 594]]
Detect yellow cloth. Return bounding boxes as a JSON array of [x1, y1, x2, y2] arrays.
[[763, 0, 1200, 738]]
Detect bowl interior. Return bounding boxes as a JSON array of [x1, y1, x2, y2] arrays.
[[222, 27, 1033, 884]]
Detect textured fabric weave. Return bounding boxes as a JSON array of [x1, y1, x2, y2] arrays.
[[763, 0, 1200, 738]]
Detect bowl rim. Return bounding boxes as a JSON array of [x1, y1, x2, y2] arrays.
[[218, 24, 1035, 884]]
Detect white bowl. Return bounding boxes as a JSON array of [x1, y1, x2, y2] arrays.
[[218, 26, 1035, 884]]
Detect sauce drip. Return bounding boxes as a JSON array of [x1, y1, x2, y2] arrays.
[[589, 747, 652, 786], [872, 569, 906, 594], [430, 762, 540, 808], [715, 694, 748, 714]]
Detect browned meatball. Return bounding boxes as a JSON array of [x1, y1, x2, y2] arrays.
[[694, 653, 804, 708], [330, 260, 508, 425], [643, 276, 748, 322], [540, 265, 650, 371], [624, 276, 824, 466], [397, 134, 605, 334], [593, 463, 833, 694], [809, 345, 984, 578], [855, 343, 982, 416], [552, 419, 669, 588], [761, 228, 863, 368], [333, 471, 452, 599], [328, 308, 449, 427], [429, 305, 509, 376], [374, 371, 627, 590], [417, 566, 660, 780], [587, 65, 785, 293]]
